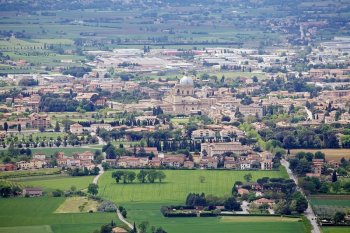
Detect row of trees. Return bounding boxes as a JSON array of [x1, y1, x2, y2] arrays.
[[185, 193, 241, 211], [112, 170, 166, 184]]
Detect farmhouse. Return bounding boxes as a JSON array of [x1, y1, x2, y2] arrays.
[[23, 187, 43, 197], [70, 123, 84, 134]]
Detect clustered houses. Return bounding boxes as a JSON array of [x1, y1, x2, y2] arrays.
[[306, 158, 339, 177], [70, 123, 84, 134], [107, 143, 273, 170], [56, 151, 95, 169], [10, 151, 96, 171]]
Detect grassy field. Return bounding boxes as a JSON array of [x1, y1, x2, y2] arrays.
[[99, 169, 288, 203], [290, 149, 350, 161], [12, 174, 94, 192], [0, 168, 61, 179], [0, 147, 98, 157], [96, 168, 306, 233], [310, 195, 350, 207], [0, 197, 117, 233], [55, 197, 99, 213], [322, 227, 350, 233]]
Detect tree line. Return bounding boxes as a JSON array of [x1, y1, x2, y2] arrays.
[[112, 170, 166, 184]]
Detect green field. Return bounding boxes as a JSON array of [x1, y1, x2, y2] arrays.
[[0, 168, 61, 179], [310, 196, 350, 207], [11, 175, 94, 192], [322, 227, 350, 233], [99, 169, 288, 203], [0, 197, 117, 233], [96, 168, 306, 233]]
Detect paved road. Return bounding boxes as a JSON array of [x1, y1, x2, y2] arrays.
[[92, 164, 104, 184], [117, 208, 134, 230], [305, 107, 313, 120], [281, 159, 321, 233]]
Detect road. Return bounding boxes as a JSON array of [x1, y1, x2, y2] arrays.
[[305, 107, 313, 120], [117, 207, 134, 230], [281, 159, 321, 233], [92, 164, 104, 184]]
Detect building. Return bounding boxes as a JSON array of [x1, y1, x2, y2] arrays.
[[29, 113, 51, 128], [0, 163, 16, 171], [90, 123, 112, 132], [201, 142, 251, 157], [191, 129, 216, 141], [70, 123, 83, 134], [23, 187, 43, 197], [260, 159, 274, 170]]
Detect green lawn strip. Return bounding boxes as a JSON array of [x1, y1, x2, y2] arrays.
[[322, 227, 350, 233], [0, 197, 117, 232], [17, 175, 94, 192], [0, 225, 53, 233]]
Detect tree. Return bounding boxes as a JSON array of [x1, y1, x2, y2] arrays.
[[17, 124, 21, 133], [244, 173, 252, 183], [332, 181, 341, 193], [199, 176, 206, 183], [137, 170, 148, 183], [138, 221, 149, 233], [100, 224, 113, 233], [127, 171, 136, 183], [332, 170, 337, 182], [156, 171, 166, 183], [292, 192, 308, 213], [87, 183, 98, 195], [112, 171, 125, 183], [334, 211, 346, 224], [54, 122, 60, 132], [4, 122, 8, 132], [224, 197, 240, 211]]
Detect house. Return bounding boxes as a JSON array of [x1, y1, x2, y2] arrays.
[[254, 198, 275, 207], [149, 158, 162, 167], [224, 157, 237, 169], [184, 160, 194, 169], [112, 227, 128, 233], [240, 162, 251, 170], [162, 155, 185, 167], [16, 161, 34, 170], [74, 151, 94, 161], [23, 187, 43, 197], [70, 123, 83, 134], [90, 123, 112, 132], [260, 159, 273, 170], [237, 188, 249, 196], [0, 163, 16, 171], [29, 113, 51, 128], [199, 158, 218, 169], [191, 129, 216, 141], [33, 153, 46, 160]]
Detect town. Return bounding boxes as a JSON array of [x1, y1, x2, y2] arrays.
[[0, 1, 350, 233]]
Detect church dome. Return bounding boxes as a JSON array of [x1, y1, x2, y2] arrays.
[[179, 75, 194, 86]]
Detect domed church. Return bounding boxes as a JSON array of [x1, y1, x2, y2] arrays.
[[161, 75, 216, 115]]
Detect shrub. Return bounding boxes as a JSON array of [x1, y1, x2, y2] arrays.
[[98, 201, 118, 212]]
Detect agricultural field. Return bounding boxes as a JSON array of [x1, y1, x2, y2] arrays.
[[0, 168, 61, 179], [322, 227, 350, 233], [290, 149, 350, 161], [55, 197, 99, 213], [98, 169, 288, 203], [0, 197, 117, 233], [96, 168, 304, 233], [10, 174, 94, 192], [0, 147, 97, 157], [310, 196, 350, 220]]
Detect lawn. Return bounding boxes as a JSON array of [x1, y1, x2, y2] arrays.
[[290, 149, 350, 161], [0, 197, 117, 233], [96, 168, 305, 233], [55, 197, 99, 213], [322, 227, 350, 233], [310, 195, 350, 207], [98, 169, 288, 203], [12, 175, 94, 192]]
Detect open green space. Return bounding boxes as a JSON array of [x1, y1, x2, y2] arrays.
[[0, 197, 117, 233], [0, 168, 60, 179], [55, 197, 99, 213], [96, 168, 303, 233], [310, 196, 350, 207], [12, 175, 94, 192], [290, 149, 350, 162], [99, 169, 288, 203], [322, 227, 350, 233]]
